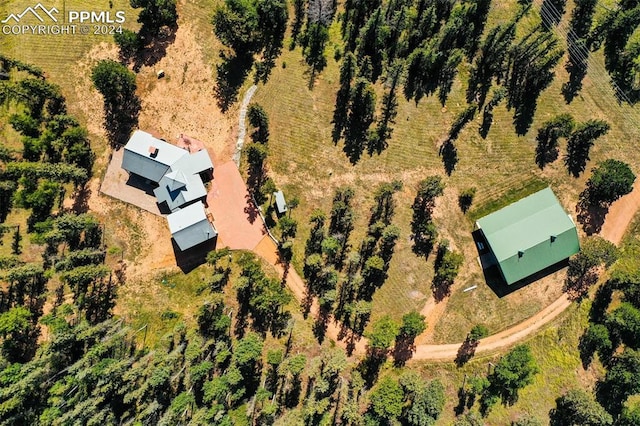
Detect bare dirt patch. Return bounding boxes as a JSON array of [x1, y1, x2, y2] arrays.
[[599, 180, 640, 245], [78, 18, 240, 283], [135, 23, 236, 163]]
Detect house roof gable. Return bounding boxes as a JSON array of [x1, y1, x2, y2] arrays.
[[124, 130, 188, 168], [166, 202, 216, 250]]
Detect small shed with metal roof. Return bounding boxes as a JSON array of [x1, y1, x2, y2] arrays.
[[475, 187, 580, 285], [273, 190, 287, 215], [167, 201, 217, 251]]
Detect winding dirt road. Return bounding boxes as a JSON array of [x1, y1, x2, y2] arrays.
[[251, 182, 640, 361]]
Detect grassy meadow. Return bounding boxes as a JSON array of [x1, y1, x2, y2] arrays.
[[2, 0, 640, 366], [4, 0, 640, 341], [3, 0, 640, 423], [411, 300, 599, 425], [252, 2, 640, 340]]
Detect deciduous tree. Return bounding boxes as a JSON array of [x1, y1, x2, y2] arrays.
[[549, 389, 612, 426], [583, 159, 635, 206], [486, 344, 539, 405], [91, 60, 140, 145]]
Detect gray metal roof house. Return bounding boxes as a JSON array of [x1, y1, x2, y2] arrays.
[[171, 149, 214, 178], [167, 201, 217, 251], [121, 130, 217, 251], [122, 130, 214, 212], [122, 130, 187, 183]]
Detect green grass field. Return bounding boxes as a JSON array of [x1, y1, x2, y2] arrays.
[[3, 0, 640, 423], [4, 0, 640, 351], [410, 300, 598, 425], [117, 250, 321, 351], [251, 3, 640, 338]]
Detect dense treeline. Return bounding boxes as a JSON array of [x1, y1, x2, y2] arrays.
[[0, 57, 94, 229], [0, 58, 120, 377], [0, 230, 452, 425], [551, 235, 640, 424], [325, 0, 567, 166], [303, 183, 404, 349], [589, 0, 640, 103], [212, 0, 289, 110]]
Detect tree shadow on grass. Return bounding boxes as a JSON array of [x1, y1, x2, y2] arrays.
[[72, 184, 91, 214], [244, 193, 259, 224], [439, 139, 458, 176], [431, 279, 452, 302], [104, 96, 140, 147], [171, 237, 217, 274], [358, 349, 387, 388], [513, 100, 538, 136], [301, 289, 314, 318], [576, 198, 609, 235], [312, 305, 330, 344], [589, 282, 614, 323], [455, 338, 480, 367], [563, 268, 599, 302], [561, 40, 588, 104], [133, 26, 178, 72], [214, 52, 254, 113], [479, 109, 493, 139], [392, 337, 416, 367]]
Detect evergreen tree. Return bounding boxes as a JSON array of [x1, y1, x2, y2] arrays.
[[343, 78, 376, 164], [541, 0, 567, 28], [91, 60, 140, 145], [466, 22, 516, 107], [300, 22, 329, 86], [564, 120, 610, 177], [332, 52, 357, 143], [535, 113, 574, 168], [561, 0, 597, 102], [506, 29, 564, 134], [247, 103, 270, 144], [411, 176, 444, 257], [356, 7, 389, 82], [130, 0, 178, 37], [368, 61, 403, 155]]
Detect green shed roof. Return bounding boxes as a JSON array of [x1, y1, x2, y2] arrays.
[[476, 187, 580, 284]]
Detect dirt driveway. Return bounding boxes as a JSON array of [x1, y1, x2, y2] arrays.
[[207, 161, 265, 250], [600, 180, 640, 246]]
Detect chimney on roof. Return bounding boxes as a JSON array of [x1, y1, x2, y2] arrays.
[[149, 146, 158, 157]]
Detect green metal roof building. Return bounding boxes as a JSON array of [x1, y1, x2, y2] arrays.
[[476, 187, 580, 285]]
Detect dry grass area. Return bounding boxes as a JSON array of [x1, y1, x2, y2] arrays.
[[253, 4, 640, 341], [4, 0, 640, 346], [1, 0, 238, 342]]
